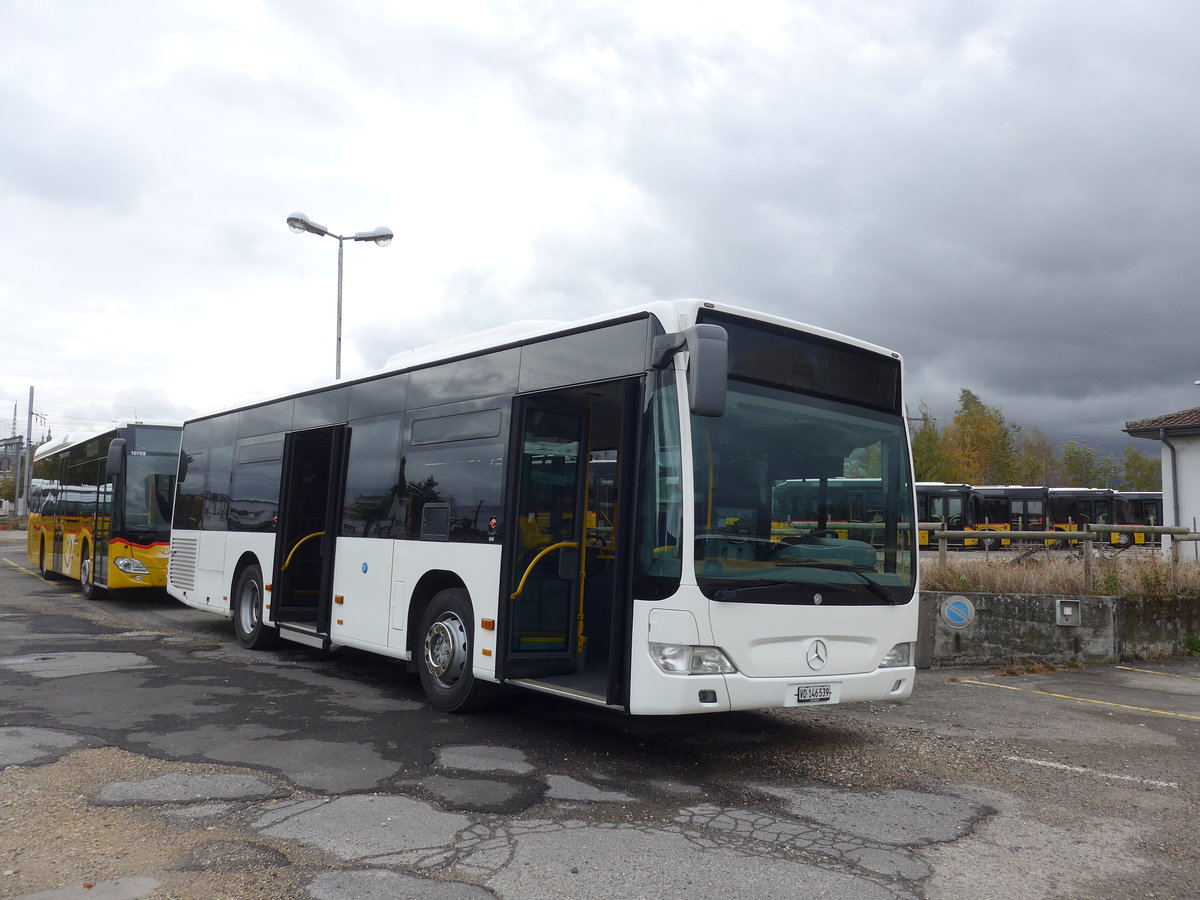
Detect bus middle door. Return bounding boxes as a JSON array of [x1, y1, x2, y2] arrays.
[[270, 425, 347, 649], [504, 402, 587, 680]]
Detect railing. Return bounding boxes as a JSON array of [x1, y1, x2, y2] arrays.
[[920, 523, 1200, 593]]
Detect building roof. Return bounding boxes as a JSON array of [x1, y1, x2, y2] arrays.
[[1124, 406, 1200, 439]]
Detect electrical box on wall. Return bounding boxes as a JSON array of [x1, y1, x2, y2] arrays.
[[1056, 598, 1081, 627]]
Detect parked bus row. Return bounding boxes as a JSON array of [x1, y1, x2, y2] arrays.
[[916, 482, 1164, 550], [27, 300, 920, 716]]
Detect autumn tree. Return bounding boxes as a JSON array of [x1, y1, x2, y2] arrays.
[[910, 401, 955, 482], [1060, 441, 1120, 487], [1014, 426, 1064, 486], [943, 389, 1019, 484], [1120, 445, 1161, 490]]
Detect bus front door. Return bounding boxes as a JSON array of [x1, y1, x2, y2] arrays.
[[271, 425, 347, 648], [502, 381, 639, 707]]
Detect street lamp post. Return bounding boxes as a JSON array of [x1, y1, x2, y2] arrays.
[[286, 213, 393, 380]]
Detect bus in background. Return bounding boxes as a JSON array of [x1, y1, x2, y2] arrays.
[[167, 300, 918, 715], [1114, 491, 1163, 546], [1048, 487, 1117, 546], [971, 485, 1050, 550], [28, 423, 181, 599], [772, 477, 892, 546], [915, 482, 984, 548]]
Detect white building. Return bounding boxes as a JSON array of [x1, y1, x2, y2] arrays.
[[1125, 407, 1200, 554]]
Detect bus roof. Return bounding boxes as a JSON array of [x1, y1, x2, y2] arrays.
[[187, 299, 905, 424], [33, 422, 180, 462]]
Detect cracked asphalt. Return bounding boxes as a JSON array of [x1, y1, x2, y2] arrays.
[[1, 531, 1197, 899]]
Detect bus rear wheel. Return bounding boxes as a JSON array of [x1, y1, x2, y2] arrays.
[[80, 547, 106, 601], [233, 563, 278, 650], [418, 588, 491, 713]]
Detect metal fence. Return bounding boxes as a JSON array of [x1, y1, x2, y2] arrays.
[[920, 524, 1200, 593]]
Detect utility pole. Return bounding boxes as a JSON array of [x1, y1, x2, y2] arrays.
[[23, 386, 33, 517]]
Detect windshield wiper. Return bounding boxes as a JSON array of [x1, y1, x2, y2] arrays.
[[770, 560, 899, 604], [713, 581, 794, 602]]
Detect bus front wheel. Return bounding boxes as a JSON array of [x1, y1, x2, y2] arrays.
[[418, 588, 491, 713], [80, 547, 106, 601], [233, 563, 278, 650]]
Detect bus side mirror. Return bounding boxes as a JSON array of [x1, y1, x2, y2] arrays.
[[106, 438, 127, 479], [652, 324, 728, 417]]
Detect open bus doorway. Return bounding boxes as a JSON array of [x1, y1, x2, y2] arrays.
[[501, 380, 639, 707], [270, 426, 347, 646]]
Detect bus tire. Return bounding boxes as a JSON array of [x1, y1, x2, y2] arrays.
[[980, 533, 1001, 552], [418, 588, 491, 713], [1117, 532, 1133, 548], [233, 563, 278, 650], [80, 546, 106, 601]]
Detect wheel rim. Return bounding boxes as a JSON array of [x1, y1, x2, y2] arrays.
[[424, 612, 468, 687], [238, 579, 260, 634], [81, 558, 91, 588]]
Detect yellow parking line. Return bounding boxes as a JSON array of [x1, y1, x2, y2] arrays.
[[4, 557, 71, 587], [1116, 665, 1200, 681], [961, 679, 1200, 722]]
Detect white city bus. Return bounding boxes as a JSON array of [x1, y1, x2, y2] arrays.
[[167, 300, 918, 714]]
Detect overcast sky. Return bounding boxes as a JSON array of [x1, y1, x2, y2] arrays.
[[3, 0, 1198, 457]]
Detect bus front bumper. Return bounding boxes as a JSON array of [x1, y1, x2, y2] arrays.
[[629, 666, 915, 715]]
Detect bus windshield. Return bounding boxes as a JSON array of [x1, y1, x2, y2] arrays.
[[123, 426, 179, 537], [691, 324, 915, 606]]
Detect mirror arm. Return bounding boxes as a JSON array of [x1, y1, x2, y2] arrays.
[[651, 332, 689, 369]]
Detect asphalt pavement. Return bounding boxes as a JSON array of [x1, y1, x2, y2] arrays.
[[1, 530, 1197, 899]]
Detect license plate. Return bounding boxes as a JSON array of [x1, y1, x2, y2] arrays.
[[787, 683, 834, 705]]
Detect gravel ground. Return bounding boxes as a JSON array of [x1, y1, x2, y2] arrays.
[[0, 748, 334, 899]]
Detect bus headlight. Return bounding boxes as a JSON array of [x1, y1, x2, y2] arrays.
[[114, 557, 150, 575], [879, 642, 914, 668], [649, 643, 738, 675]]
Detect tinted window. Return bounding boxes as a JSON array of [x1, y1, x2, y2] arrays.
[[228, 462, 282, 532], [409, 349, 520, 408], [349, 373, 409, 420], [341, 416, 403, 538], [238, 402, 294, 438], [128, 426, 182, 454], [229, 435, 284, 532], [174, 419, 211, 530], [699, 311, 901, 413], [400, 440, 505, 542], [411, 409, 502, 445], [294, 388, 350, 430], [518, 319, 650, 393], [203, 415, 237, 531]]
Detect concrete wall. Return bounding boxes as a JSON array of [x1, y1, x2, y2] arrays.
[[918, 591, 1200, 668], [1117, 595, 1200, 660]]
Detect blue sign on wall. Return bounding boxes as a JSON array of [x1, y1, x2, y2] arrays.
[[941, 595, 975, 629]]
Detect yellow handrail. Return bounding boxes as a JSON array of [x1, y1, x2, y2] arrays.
[[510, 540, 579, 600], [281, 531, 324, 572]]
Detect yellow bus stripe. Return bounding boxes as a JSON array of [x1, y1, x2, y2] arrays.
[[961, 679, 1200, 721]]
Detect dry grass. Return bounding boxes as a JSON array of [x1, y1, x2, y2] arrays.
[[921, 547, 1200, 597]]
